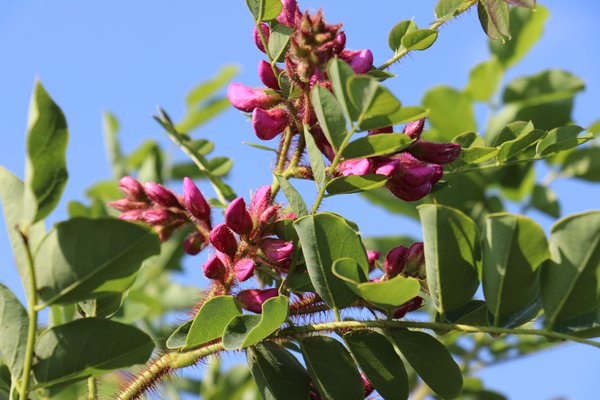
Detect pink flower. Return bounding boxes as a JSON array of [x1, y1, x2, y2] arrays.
[[118, 176, 146, 200], [144, 182, 179, 208], [258, 60, 282, 90], [209, 223, 238, 256], [384, 246, 408, 278], [236, 288, 279, 313], [253, 23, 270, 53], [404, 242, 426, 279], [276, 0, 302, 27], [183, 231, 207, 255], [338, 158, 371, 177], [375, 153, 442, 201], [252, 107, 289, 140], [142, 209, 173, 225], [340, 49, 373, 74], [225, 197, 253, 235], [393, 296, 424, 319], [408, 141, 461, 165], [107, 198, 146, 212], [403, 118, 425, 139], [183, 177, 211, 220], [367, 250, 381, 272], [227, 83, 280, 112], [203, 255, 226, 280], [234, 258, 256, 282], [333, 31, 346, 53], [249, 185, 272, 220], [260, 238, 294, 265]]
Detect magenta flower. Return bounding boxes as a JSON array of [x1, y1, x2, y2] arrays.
[[258, 60, 282, 90], [234, 258, 256, 282], [143, 182, 179, 208], [253, 23, 270, 53], [367, 250, 381, 272], [249, 185, 272, 220], [375, 153, 442, 201], [227, 83, 280, 112], [392, 296, 424, 319], [252, 107, 289, 140], [183, 177, 211, 220], [338, 158, 372, 177], [225, 197, 253, 235], [209, 223, 238, 256], [118, 176, 146, 200], [276, 0, 302, 27], [403, 118, 425, 139], [340, 49, 373, 74], [407, 141, 461, 165], [384, 246, 408, 278], [260, 238, 294, 265], [236, 288, 279, 313], [203, 255, 226, 281]]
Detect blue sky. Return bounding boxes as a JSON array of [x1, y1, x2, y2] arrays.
[[1, 1, 599, 398]]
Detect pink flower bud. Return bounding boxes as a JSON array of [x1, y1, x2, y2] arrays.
[[258, 60, 282, 90], [408, 141, 461, 165], [276, 0, 302, 27], [253, 23, 270, 53], [227, 83, 281, 112], [118, 176, 146, 200], [338, 158, 371, 177], [340, 49, 373, 74], [259, 205, 281, 226], [203, 255, 226, 281], [392, 296, 424, 319], [119, 209, 145, 222], [333, 31, 346, 53], [107, 198, 147, 212], [404, 242, 426, 279], [225, 197, 253, 235], [210, 223, 238, 256], [183, 231, 208, 255], [234, 258, 256, 282], [236, 288, 279, 313], [261, 238, 294, 264], [374, 157, 400, 177], [384, 246, 408, 278], [386, 179, 434, 202], [142, 209, 173, 225], [249, 185, 272, 219], [376, 153, 442, 188], [144, 182, 179, 208], [368, 126, 393, 136], [252, 107, 289, 140], [403, 118, 425, 139], [183, 177, 211, 220], [367, 250, 381, 272]]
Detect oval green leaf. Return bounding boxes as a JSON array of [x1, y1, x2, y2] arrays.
[[311, 85, 347, 150], [347, 76, 401, 121], [325, 174, 388, 196], [185, 295, 242, 349], [388, 19, 417, 52], [327, 58, 358, 121], [0, 284, 28, 379], [268, 24, 293, 62], [359, 106, 428, 131], [401, 29, 438, 51], [342, 133, 413, 159]]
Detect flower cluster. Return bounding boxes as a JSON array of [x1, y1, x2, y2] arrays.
[[228, 0, 373, 146], [338, 118, 461, 201]]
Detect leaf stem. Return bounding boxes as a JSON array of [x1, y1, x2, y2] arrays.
[[87, 377, 97, 400], [377, 0, 479, 70], [444, 155, 550, 177], [18, 229, 38, 400]]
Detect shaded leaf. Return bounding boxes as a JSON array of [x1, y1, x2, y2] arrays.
[[342, 133, 412, 159], [422, 86, 476, 141], [311, 85, 347, 150], [530, 185, 560, 218], [465, 58, 504, 102], [560, 148, 600, 182], [304, 126, 327, 187], [536, 125, 591, 156], [347, 76, 401, 122], [478, 0, 510, 41], [276, 175, 309, 217], [0, 284, 28, 379], [268, 25, 293, 62], [328, 58, 358, 121], [185, 296, 242, 349], [325, 174, 388, 196], [359, 106, 428, 132]]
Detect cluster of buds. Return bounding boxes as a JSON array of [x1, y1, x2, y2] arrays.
[[228, 0, 373, 143], [204, 185, 295, 311], [338, 119, 461, 201], [109, 176, 212, 252]]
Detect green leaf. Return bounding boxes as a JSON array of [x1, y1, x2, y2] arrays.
[[497, 127, 546, 162], [243, 141, 278, 153], [268, 24, 293, 62], [530, 185, 560, 218], [388, 19, 417, 52], [328, 58, 358, 121], [185, 296, 242, 349], [362, 235, 417, 255], [301, 336, 363, 400], [400, 29, 438, 51], [344, 331, 408, 400], [185, 66, 238, 107], [490, 5, 548, 68], [222, 296, 288, 349], [452, 131, 485, 148], [478, 0, 510, 41], [435, 0, 466, 20], [0, 167, 46, 291], [359, 106, 428, 131], [540, 211, 600, 329], [247, 342, 310, 400], [24, 81, 69, 224], [505, 0, 536, 8], [387, 330, 463, 399], [166, 320, 192, 350], [207, 156, 234, 176], [276, 175, 309, 217], [33, 318, 154, 386], [422, 86, 476, 141], [560, 148, 600, 182], [177, 97, 232, 134], [102, 111, 126, 179], [304, 127, 327, 188], [482, 213, 549, 327], [536, 125, 591, 156], [333, 258, 420, 310], [34, 218, 160, 307], [0, 363, 10, 393], [342, 133, 413, 159], [347, 76, 401, 122], [293, 213, 369, 309], [418, 205, 480, 316], [0, 284, 28, 379], [311, 85, 347, 150], [325, 174, 388, 196], [465, 58, 504, 102], [246, 0, 282, 22], [458, 147, 499, 164]]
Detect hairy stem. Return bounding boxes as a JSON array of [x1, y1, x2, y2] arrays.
[[276, 128, 294, 174], [18, 229, 38, 400], [378, 0, 479, 70], [87, 377, 97, 400]]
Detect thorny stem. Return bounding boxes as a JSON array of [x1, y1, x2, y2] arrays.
[[377, 0, 479, 70], [118, 318, 599, 400], [18, 229, 38, 400]]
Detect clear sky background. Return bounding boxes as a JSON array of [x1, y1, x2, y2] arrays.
[[1, 1, 599, 399]]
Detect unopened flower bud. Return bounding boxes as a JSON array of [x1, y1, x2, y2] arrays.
[[258, 60, 282, 91], [259, 205, 281, 226], [338, 158, 371, 177], [408, 141, 461, 165], [333, 31, 346, 53], [253, 23, 270, 53], [384, 246, 408, 278], [203, 255, 226, 281], [252, 107, 289, 140], [386, 179, 434, 202], [260, 238, 294, 264], [249, 185, 272, 219], [183, 177, 211, 220], [119, 210, 145, 222], [227, 83, 281, 112], [392, 296, 424, 319], [404, 118, 425, 139], [225, 197, 253, 235], [276, 0, 302, 27], [118, 176, 146, 200], [340, 49, 373, 74], [367, 250, 381, 272], [234, 258, 256, 282], [210, 224, 238, 256], [142, 209, 173, 225], [236, 288, 279, 313], [144, 182, 179, 208], [404, 242, 426, 279], [374, 157, 399, 177], [107, 198, 147, 212], [183, 232, 208, 255]]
